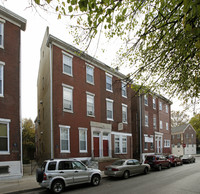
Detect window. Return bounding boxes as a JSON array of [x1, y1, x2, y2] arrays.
[[63, 52, 73, 76], [0, 62, 4, 97], [114, 135, 127, 154], [0, 119, 10, 154], [166, 122, 169, 130], [153, 116, 156, 129], [58, 161, 73, 170], [48, 162, 57, 171], [164, 140, 170, 147], [159, 101, 162, 110], [144, 95, 148, 106], [122, 104, 127, 123], [86, 64, 94, 84], [106, 99, 113, 120], [79, 128, 87, 153], [121, 82, 127, 97], [86, 92, 95, 116], [145, 114, 149, 127], [191, 134, 194, 138], [160, 120, 163, 129], [186, 133, 189, 139], [60, 125, 70, 153], [177, 134, 180, 139], [106, 73, 112, 92], [0, 22, 4, 48], [63, 84, 73, 112], [144, 142, 148, 150], [166, 105, 168, 113], [153, 97, 156, 109]]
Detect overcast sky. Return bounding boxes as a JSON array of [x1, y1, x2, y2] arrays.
[[0, 0, 196, 121]]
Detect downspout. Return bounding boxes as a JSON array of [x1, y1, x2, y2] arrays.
[[139, 91, 142, 163], [49, 43, 53, 159]]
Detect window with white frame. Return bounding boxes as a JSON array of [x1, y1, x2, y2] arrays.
[[166, 105, 168, 113], [106, 73, 112, 92], [186, 133, 189, 139], [159, 101, 162, 110], [144, 95, 148, 106], [63, 84, 73, 112], [153, 97, 156, 109], [114, 135, 127, 154], [145, 114, 149, 127], [86, 64, 94, 84], [164, 139, 170, 147], [63, 52, 73, 76], [0, 22, 4, 48], [160, 120, 163, 129], [106, 99, 113, 120], [0, 62, 4, 97], [191, 134, 194, 138], [153, 115, 156, 129], [122, 104, 127, 123], [144, 142, 148, 150], [60, 126, 70, 153], [121, 82, 127, 97], [79, 128, 87, 153], [166, 122, 169, 130], [0, 119, 10, 154], [87, 92, 95, 116]]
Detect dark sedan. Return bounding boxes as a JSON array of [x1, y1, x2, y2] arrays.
[[181, 155, 195, 164]]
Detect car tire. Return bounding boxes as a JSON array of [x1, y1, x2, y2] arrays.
[[91, 174, 100, 186], [123, 170, 130, 179], [193, 159, 195, 163], [167, 163, 171, 169], [36, 168, 43, 183], [158, 165, 162, 171], [144, 167, 149, 175], [174, 162, 177, 167], [51, 180, 64, 194]]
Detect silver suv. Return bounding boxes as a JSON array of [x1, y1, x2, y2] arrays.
[[36, 159, 101, 193]]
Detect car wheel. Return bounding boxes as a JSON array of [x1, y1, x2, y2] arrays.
[[174, 162, 177, 167], [167, 163, 171, 169], [158, 165, 162, 171], [123, 170, 130, 179], [193, 159, 195, 163], [51, 180, 64, 194], [91, 174, 100, 186], [144, 167, 149, 175]]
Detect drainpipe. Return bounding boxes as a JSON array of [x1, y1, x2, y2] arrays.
[[139, 91, 142, 163], [49, 43, 53, 159]]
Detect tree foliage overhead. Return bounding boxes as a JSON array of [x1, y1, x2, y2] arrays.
[[34, 0, 200, 100], [171, 110, 190, 128], [190, 114, 200, 141]]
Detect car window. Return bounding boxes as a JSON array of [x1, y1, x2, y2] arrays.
[[133, 159, 140, 165], [72, 161, 86, 170], [41, 162, 47, 171], [127, 160, 134, 165], [146, 156, 155, 161], [48, 162, 57, 171], [58, 161, 73, 170]]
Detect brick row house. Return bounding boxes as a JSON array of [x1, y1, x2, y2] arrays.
[[131, 92, 172, 161], [0, 6, 26, 179], [36, 27, 133, 163], [171, 124, 196, 155]]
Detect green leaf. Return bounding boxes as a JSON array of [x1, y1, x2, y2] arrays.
[[68, 6, 73, 12]]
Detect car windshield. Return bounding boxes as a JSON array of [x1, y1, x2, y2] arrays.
[[112, 160, 125, 166], [146, 156, 155, 161]]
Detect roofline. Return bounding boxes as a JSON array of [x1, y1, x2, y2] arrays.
[[0, 5, 26, 31], [46, 34, 126, 80], [171, 123, 196, 134]]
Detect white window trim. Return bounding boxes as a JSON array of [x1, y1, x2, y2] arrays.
[[153, 117, 156, 129], [62, 83, 74, 113], [78, 127, 88, 153], [0, 21, 5, 49], [114, 135, 127, 154], [166, 122, 169, 130], [86, 63, 94, 85], [145, 114, 149, 127], [121, 81, 127, 98], [106, 72, 113, 92], [0, 118, 11, 155], [153, 97, 156, 109], [86, 92, 95, 117], [166, 105, 168, 113], [122, 103, 128, 124], [160, 120, 163, 129], [159, 101, 162, 111], [144, 95, 148, 106], [62, 51, 73, 77], [60, 125, 70, 153], [0, 61, 5, 97], [106, 98, 114, 121], [164, 139, 170, 148]]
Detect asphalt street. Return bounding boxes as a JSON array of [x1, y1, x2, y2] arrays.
[[22, 157, 200, 194]]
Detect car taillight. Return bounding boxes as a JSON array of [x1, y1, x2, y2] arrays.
[[112, 168, 119, 171], [43, 173, 47, 180]]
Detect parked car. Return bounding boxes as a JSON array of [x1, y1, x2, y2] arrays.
[[144, 155, 171, 171], [36, 159, 101, 193], [181, 155, 196, 164], [166, 154, 183, 167], [104, 159, 150, 179]]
